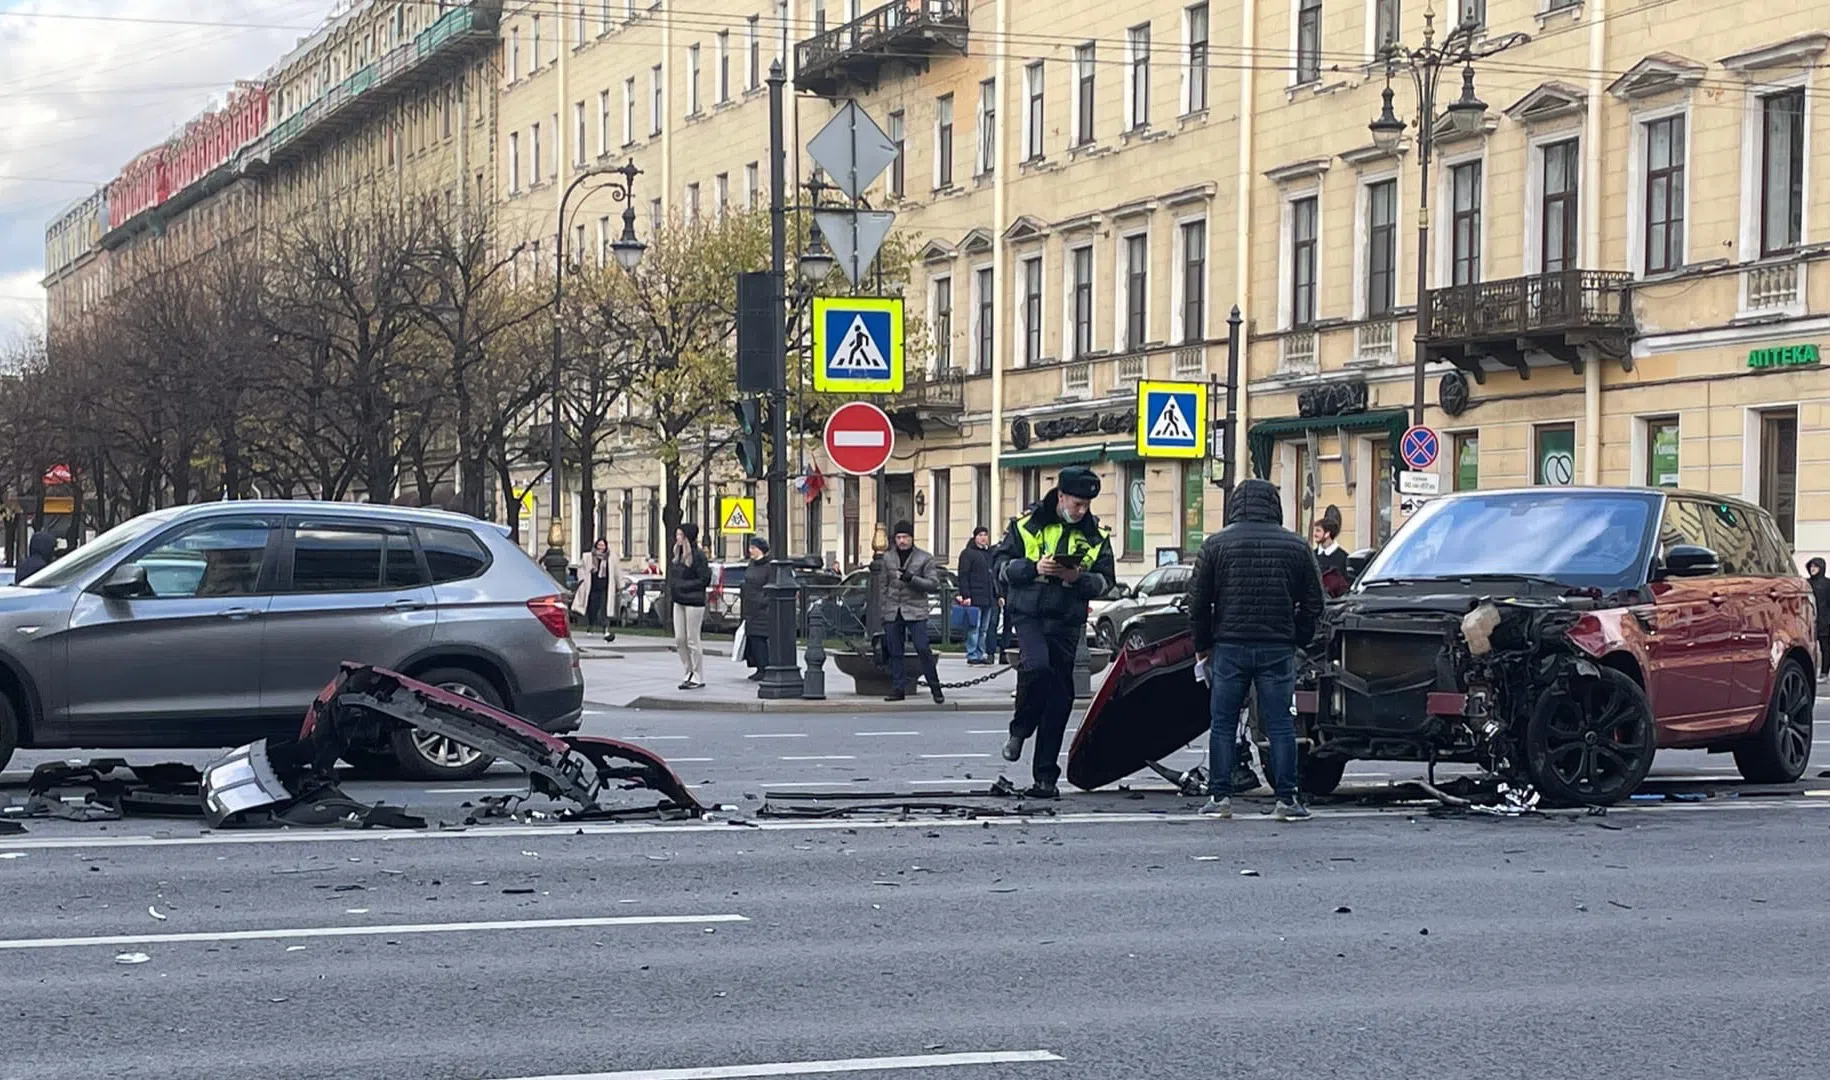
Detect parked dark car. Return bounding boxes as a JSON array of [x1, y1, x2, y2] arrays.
[[1073, 487, 1818, 806]]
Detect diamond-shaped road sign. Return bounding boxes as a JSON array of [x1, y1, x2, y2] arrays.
[[806, 100, 899, 201], [814, 209, 896, 288]]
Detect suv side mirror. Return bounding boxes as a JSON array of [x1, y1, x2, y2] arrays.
[[1104, 583, 1129, 600], [1344, 548, 1376, 581], [99, 562, 150, 599], [1661, 544, 1720, 578]]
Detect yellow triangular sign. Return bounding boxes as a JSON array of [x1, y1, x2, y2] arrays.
[[720, 496, 755, 533]]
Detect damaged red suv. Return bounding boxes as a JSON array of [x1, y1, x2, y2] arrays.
[[1075, 487, 1818, 807]]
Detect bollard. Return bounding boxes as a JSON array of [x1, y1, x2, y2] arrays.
[[1072, 632, 1092, 700], [802, 604, 828, 700]]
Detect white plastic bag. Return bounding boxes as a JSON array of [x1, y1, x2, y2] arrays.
[[731, 620, 747, 662]]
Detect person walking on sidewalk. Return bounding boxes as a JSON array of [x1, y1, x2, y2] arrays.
[[572, 538, 619, 639], [740, 537, 772, 681], [1808, 557, 1830, 677], [956, 526, 998, 665], [1187, 478, 1325, 821], [881, 521, 944, 704], [994, 467, 1114, 799], [668, 523, 712, 690]]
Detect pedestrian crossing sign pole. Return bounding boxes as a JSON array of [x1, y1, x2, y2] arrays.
[[719, 495, 757, 534], [1136, 380, 1207, 459], [811, 296, 904, 394]]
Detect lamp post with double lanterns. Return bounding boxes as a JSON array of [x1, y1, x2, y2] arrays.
[[542, 160, 646, 585], [1366, 11, 1526, 427]]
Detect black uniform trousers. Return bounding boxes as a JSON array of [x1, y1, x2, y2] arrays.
[[1008, 616, 1078, 786]]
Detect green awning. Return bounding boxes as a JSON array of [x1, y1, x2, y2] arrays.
[[1247, 408, 1410, 479], [997, 444, 1108, 468]]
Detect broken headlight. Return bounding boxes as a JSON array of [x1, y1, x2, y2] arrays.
[[1461, 603, 1501, 657]]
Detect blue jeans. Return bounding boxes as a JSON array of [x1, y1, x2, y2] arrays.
[[1206, 643, 1299, 800], [963, 605, 992, 660]]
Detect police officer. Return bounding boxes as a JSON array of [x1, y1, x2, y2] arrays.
[[992, 466, 1115, 799]]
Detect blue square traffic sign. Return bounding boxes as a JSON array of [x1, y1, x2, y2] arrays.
[[812, 296, 905, 394], [1135, 381, 1207, 459]]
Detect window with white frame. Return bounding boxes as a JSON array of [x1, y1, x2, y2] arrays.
[[1021, 255, 1044, 363], [1295, 0, 1322, 84], [888, 110, 906, 196], [574, 101, 587, 165], [1184, 4, 1209, 114], [599, 0, 611, 34], [747, 16, 761, 90], [574, 224, 586, 267], [935, 94, 955, 188], [745, 161, 760, 208], [575, 2, 586, 46], [977, 79, 997, 176], [1365, 178, 1397, 316], [717, 31, 730, 103], [688, 44, 702, 115], [777, 0, 789, 62], [1024, 62, 1045, 160], [1460, 0, 1485, 27], [1178, 218, 1206, 342], [650, 65, 664, 135], [529, 122, 542, 185], [1450, 160, 1482, 285], [623, 77, 636, 144], [1070, 245, 1094, 357], [649, 196, 662, 234], [686, 182, 701, 219], [1122, 232, 1149, 349], [598, 90, 610, 156], [1372, 0, 1399, 54], [1127, 24, 1151, 129], [599, 215, 611, 262], [1757, 87, 1804, 257], [509, 27, 520, 81], [973, 266, 995, 373], [1642, 113, 1684, 274], [1289, 196, 1318, 327], [550, 112, 559, 179], [1073, 44, 1096, 146], [508, 130, 521, 192], [715, 172, 729, 218], [931, 276, 954, 371], [1540, 139, 1578, 273], [532, 15, 542, 67]]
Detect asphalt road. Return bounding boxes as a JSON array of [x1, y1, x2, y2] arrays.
[[4, 801, 1830, 1079]]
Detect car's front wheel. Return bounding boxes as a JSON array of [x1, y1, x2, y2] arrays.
[[1094, 619, 1115, 651], [1523, 666, 1656, 807], [387, 667, 502, 781], [1733, 657, 1814, 784]]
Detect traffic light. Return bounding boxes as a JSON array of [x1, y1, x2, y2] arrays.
[[732, 398, 764, 480]]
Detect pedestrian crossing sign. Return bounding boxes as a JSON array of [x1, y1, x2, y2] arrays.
[[812, 296, 904, 394], [1136, 380, 1207, 459], [719, 496, 756, 534]]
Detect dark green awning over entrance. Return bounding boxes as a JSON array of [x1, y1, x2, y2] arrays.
[[1247, 409, 1410, 479]]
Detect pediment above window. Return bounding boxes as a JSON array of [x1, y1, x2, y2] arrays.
[[1607, 52, 1707, 101], [1504, 81, 1588, 125]]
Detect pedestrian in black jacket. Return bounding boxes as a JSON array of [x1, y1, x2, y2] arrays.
[[668, 523, 712, 690], [19, 531, 57, 579], [740, 538, 771, 681], [956, 526, 997, 664], [1808, 558, 1830, 677], [1186, 478, 1325, 820]]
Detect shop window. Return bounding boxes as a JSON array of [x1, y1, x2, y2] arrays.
[[1372, 440, 1393, 546], [1759, 408, 1797, 544], [1123, 461, 1146, 558], [1534, 424, 1575, 486], [1643, 417, 1679, 488], [1452, 432, 1479, 492]]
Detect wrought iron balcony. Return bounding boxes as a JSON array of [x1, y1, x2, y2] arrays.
[[885, 366, 965, 437], [1423, 270, 1635, 381], [794, 0, 971, 97]]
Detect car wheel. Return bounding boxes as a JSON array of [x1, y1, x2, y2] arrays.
[[1094, 620, 1115, 651], [0, 693, 16, 775], [1733, 657, 1814, 785], [387, 668, 502, 781], [1522, 666, 1656, 807]]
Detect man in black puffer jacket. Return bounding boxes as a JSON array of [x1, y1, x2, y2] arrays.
[[1186, 478, 1324, 820]]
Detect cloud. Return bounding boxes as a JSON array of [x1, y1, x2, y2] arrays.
[[0, 0, 328, 338]]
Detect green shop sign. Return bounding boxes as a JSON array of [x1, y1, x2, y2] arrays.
[[1747, 343, 1820, 369]]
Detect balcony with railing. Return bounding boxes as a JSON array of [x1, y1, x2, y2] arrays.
[[885, 366, 966, 437], [794, 0, 971, 97], [1423, 270, 1634, 382]]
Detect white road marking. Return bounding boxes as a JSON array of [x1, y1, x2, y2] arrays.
[[761, 781, 856, 788], [429, 787, 528, 795], [906, 779, 977, 785], [780, 755, 857, 761], [855, 730, 921, 737], [0, 914, 748, 952], [635, 736, 692, 742], [491, 1049, 1064, 1080], [669, 758, 716, 763], [743, 733, 809, 740], [920, 753, 991, 759]]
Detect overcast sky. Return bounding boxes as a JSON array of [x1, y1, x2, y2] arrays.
[[0, 0, 329, 345]]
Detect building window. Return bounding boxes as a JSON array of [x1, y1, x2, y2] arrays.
[[1365, 179, 1396, 316], [1372, 440, 1393, 545], [931, 470, 951, 559], [1074, 44, 1096, 146], [1122, 461, 1146, 556], [1124, 233, 1148, 349], [1759, 88, 1805, 257], [574, 101, 587, 165], [509, 27, 520, 81], [529, 123, 542, 185], [974, 266, 994, 373], [717, 31, 730, 103], [975, 465, 992, 533], [931, 276, 953, 371], [1022, 256, 1044, 363], [1540, 139, 1578, 273], [747, 15, 761, 89], [977, 79, 997, 176], [1453, 432, 1479, 491], [1290, 196, 1318, 327], [715, 172, 729, 218], [650, 65, 663, 135], [1071, 245, 1094, 357], [1373, 0, 1400, 52], [1450, 160, 1482, 285], [934, 94, 954, 188], [1760, 408, 1798, 544], [649, 197, 662, 234], [1534, 423, 1576, 486], [621, 490, 634, 556], [598, 215, 610, 262], [1643, 115, 1685, 274], [598, 90, 610, 156], [1184, 3, 1209, 114], [687, 44, 702, 114], [686, 182, 701, 219], [1021, 468, 1042, 510], [576, 2, 587, 46], [1127, 24, 1151, 130], [745, 161, 759, 208], [508, 131, 521, 192], [1024, 62, 1045, 160], [887, 110, 906, 197], [1296, 0, 1322, 84], [532, 15, 542, 67], [1644, 417, 1680, 488], [1180, 219, 1206, 342]]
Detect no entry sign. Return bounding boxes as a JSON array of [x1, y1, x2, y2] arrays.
[[823, 401, 895, 476]]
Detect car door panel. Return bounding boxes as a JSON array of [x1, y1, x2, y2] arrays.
[[1701, 502, 1785, 728], [1643, 500, 1736, 739]]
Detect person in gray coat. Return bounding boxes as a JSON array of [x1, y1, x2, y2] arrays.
[[881, 520, 944, 703]]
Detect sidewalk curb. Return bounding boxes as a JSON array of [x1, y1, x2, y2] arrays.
[[624, 695, 1017, 713]]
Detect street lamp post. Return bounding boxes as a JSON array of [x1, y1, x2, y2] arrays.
[[1367, 11, 1525, 427], [543, 160, 646, 585]]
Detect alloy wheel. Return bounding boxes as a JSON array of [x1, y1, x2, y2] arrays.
[[408, 682, 487, 769], [1771, 664, 1814, 775], [1540, 675, 1652, 798]]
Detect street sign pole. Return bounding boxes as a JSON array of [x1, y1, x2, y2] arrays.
[[1220, 306, 1242, 497], [760, 61, 803, 701]]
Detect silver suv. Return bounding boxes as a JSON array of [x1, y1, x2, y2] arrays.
[[0, 502, 584, 780]]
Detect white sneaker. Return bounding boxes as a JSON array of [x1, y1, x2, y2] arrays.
[[1198, 797, 1232, 819]]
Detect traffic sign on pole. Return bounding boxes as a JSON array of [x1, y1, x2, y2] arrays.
[[719, 496, 757, 533], [811, 296, 904, 394], [813, 208, 896, 289], [1135, 380, 1208, 459], [1399, 426, 1440, 470], [823, 401, 896, 476], [806, 100, 900, 202]]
